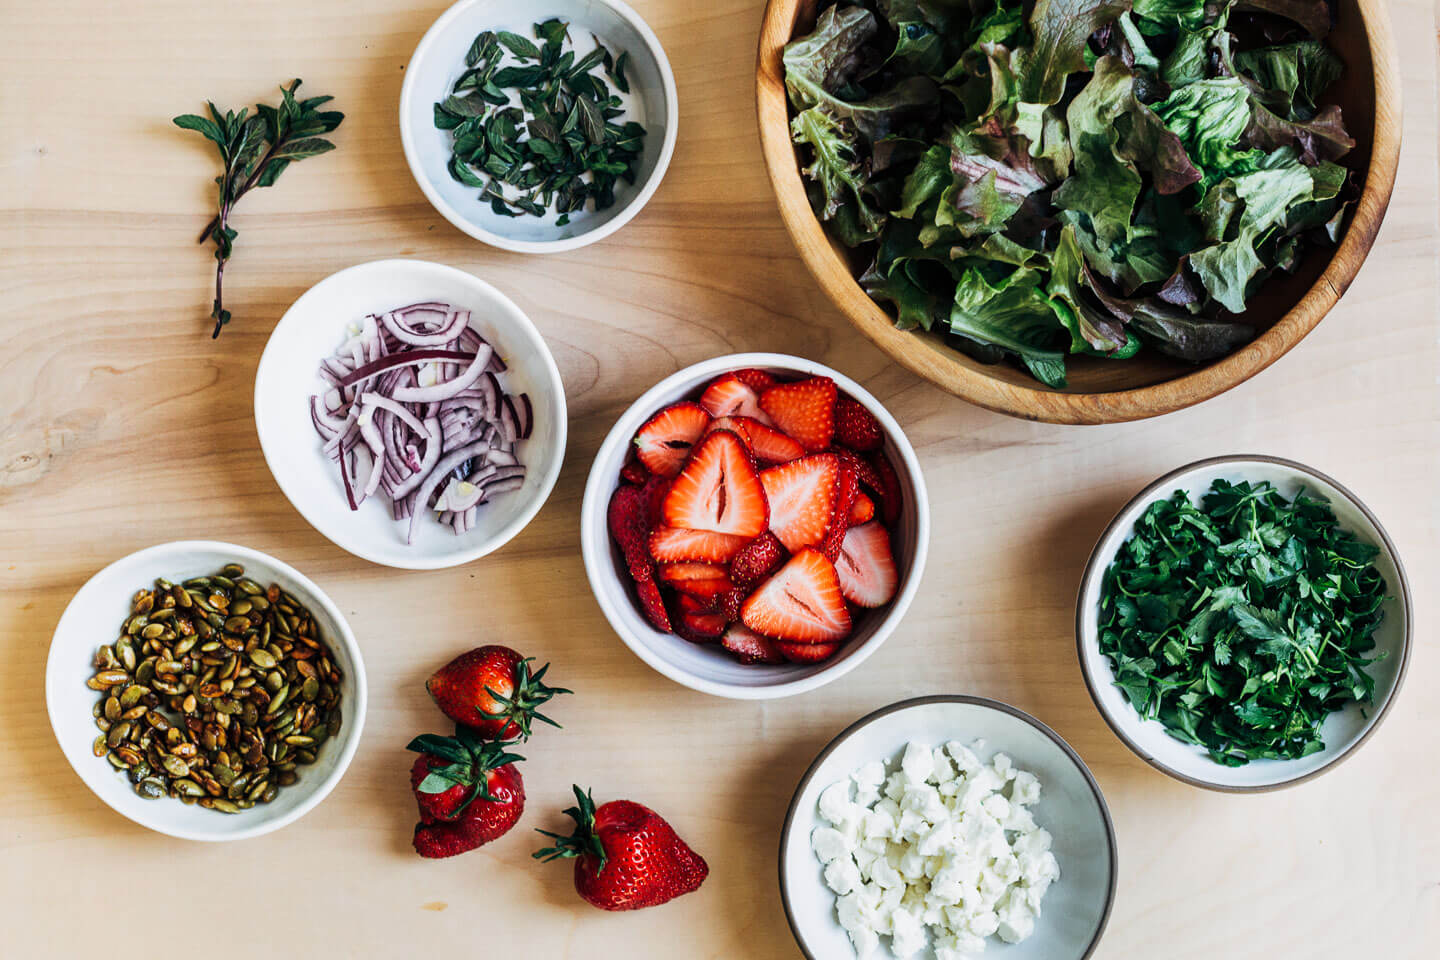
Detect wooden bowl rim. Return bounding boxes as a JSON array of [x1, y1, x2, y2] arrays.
[[754, 0, 1402, 424]]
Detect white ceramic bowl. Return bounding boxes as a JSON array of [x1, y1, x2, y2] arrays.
[[580, 353, 930, 700], [780, 696, 1116, 960], [1077, 455, 1412, 791], [255, 259, 567, 570], [45, 541, 367, 842], [399, 0, 679, 253]]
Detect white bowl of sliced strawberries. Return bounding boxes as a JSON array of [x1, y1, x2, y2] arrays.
[[581, 353, 930, 699]]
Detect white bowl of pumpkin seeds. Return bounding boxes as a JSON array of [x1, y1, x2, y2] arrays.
[[46, 541, 367, 841]]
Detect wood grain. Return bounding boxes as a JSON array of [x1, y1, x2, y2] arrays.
[[757, 0, 1403, 423], [1, 0, 1436, 957]]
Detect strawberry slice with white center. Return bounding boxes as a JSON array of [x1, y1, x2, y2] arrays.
[[648, 527, 749, 563], [633, 402, 710, 478], [706, 416, 806, 465], [834, 521, 898, 607], [758, 377, 836, 452], [699, 374, 773, 425], [760, 453, 838, 553], [741, 548, 852, 643], [662, 430, 768, 538]]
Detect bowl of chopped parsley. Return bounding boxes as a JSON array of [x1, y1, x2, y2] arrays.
[[1076, 455, 1410, 791], [401, 0, 679, 253]]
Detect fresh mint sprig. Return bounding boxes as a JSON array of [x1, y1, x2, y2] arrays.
[[174, 79, 343, 337]]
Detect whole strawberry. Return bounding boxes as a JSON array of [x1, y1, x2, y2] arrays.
[[407, 728, 525, 859], [534, 785, 708, 911], [427, 645, 570, 740]]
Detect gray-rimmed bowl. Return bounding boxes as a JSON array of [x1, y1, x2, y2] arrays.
[[1076, 455, 1412, 792], [779, 695, 1116, 960]]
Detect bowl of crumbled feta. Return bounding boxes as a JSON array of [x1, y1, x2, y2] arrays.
[[779, 696, 1116, 960]]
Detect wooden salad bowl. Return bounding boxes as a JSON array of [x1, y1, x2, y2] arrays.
[[755, 0, 1401, 424]]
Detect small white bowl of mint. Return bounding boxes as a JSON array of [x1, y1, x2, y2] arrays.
[[400, 0, 679, 253]]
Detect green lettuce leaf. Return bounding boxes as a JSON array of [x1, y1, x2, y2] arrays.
[[1235, 41, 1342, 118], [948, 265, 1070, 386], [1190, 157, 1316, 311], [1021, 0, 1132, 105], [1154, 77, 1262, 178], [791, 107, 887, 238]]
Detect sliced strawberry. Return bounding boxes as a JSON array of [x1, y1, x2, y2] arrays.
[[742, 419, 806, 464], [866, 450, 903, 526], [729, 531, 786, 589], [676, 577, 733, 602], [718, 586, 745, 622], [699, 375, 772, 425], [674, 593, 712, 614], [608, 484, 658, 583], [760, 454, 838, 553], [658, 562, 727, 584], [662, 430, 768, 538], [634, 578, 671, 633], [706, 416, 805, 465], [678, 609, 728, 641], [849, 493, 875, 525], [620, 453, 651, 486], [819, 465, 859, 562], [835, 521, 898, 607], [836, 449, 884, 497], [758, 377, 836, 452], [741, 549, 852, 643], [649, 527, 748, 564], [834, 395, 884, 452], [721, 624, 786, 665], [774, 639, 841, 664], [634, 402, 710, 478], [732, 368, 778, 392]]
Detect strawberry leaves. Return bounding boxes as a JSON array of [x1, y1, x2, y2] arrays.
[[407, 727, 524, 817]]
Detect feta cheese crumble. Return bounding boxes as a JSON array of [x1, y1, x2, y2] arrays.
[[810, 740, 1060, 958]]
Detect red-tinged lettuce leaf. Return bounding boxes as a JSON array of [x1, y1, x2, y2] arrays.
[[782, 5, 880, 99], [1078, 254, 1256, 361], [1048, 224, 1136, 354], [948, 125, 1055, 198], [1020, 0, 1132, 105], [1053, 55, 1197, 289], [784, 6, 937, 142], [1246, 101, 1354, 163], [1235, 0, 1333, 39]]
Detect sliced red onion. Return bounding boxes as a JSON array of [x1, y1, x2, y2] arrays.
[[380, 306, 470, 346], [391, 343, 493, 404], [338, 349, 475, 389], [313, 302, 530, 542]]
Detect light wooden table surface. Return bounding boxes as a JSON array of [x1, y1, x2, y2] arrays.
[[3, 1, 1436, 957]]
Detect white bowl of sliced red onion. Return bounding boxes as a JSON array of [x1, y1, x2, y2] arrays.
[[255, 259, 566, 569]]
